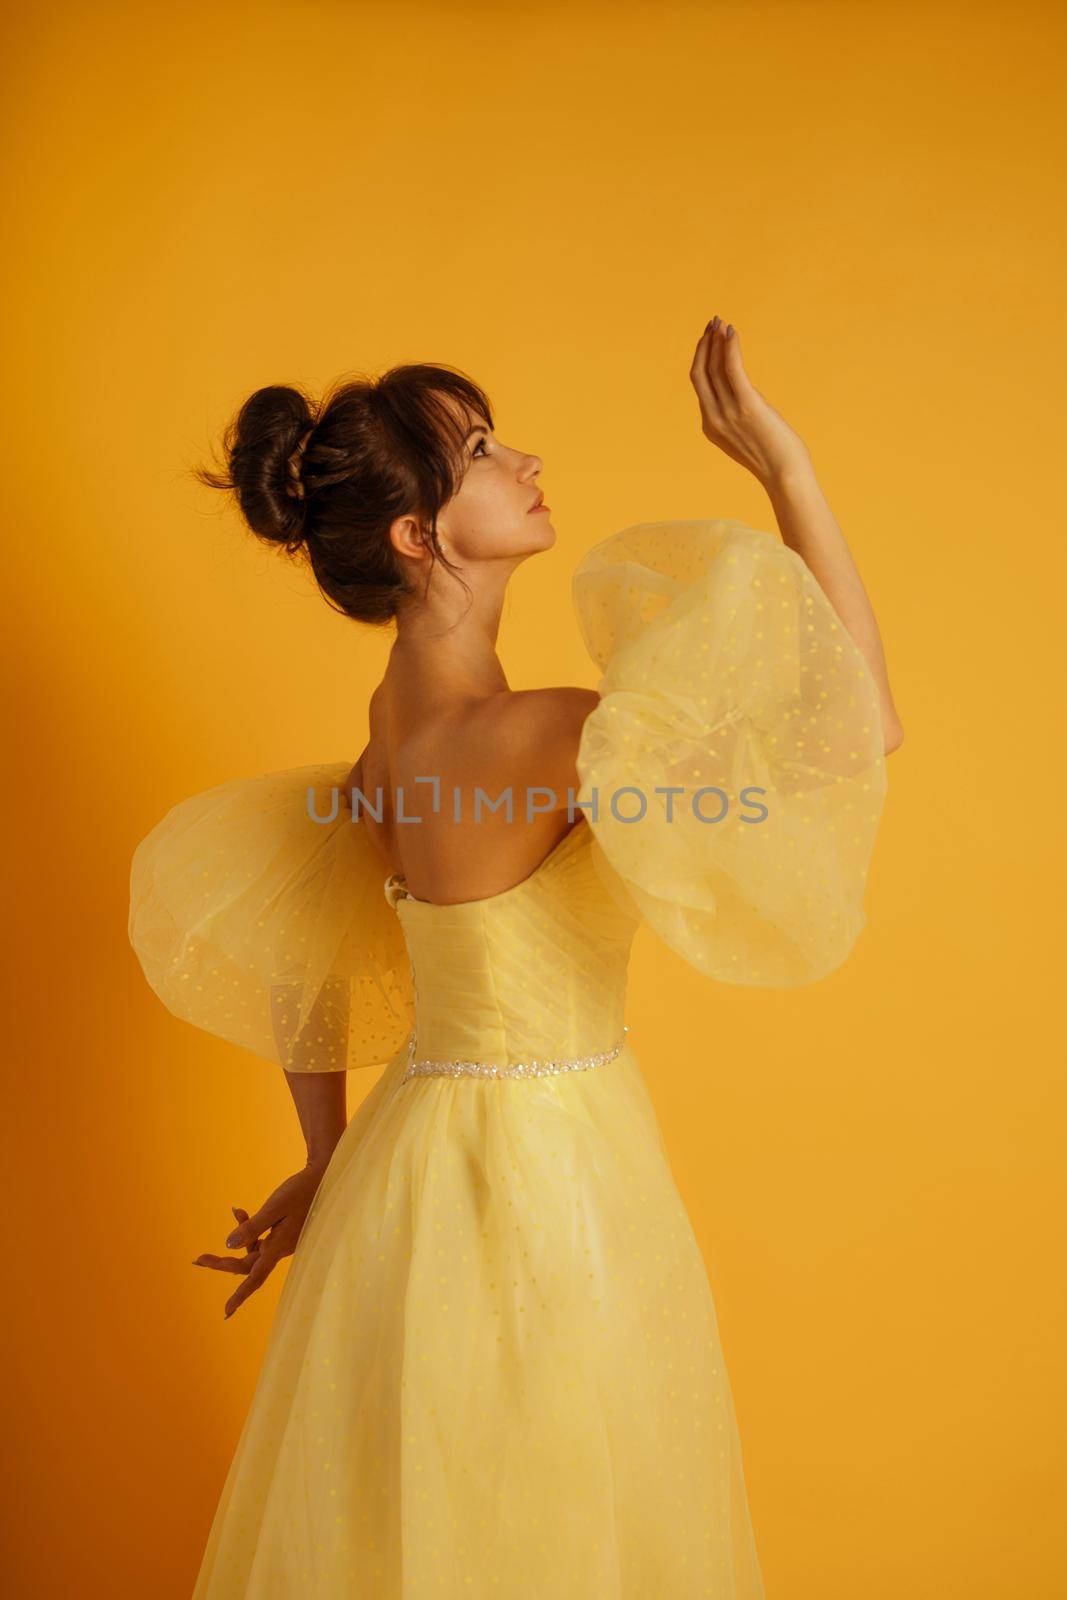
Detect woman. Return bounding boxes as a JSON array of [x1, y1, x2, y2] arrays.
[[130, 315, 903, 1598]]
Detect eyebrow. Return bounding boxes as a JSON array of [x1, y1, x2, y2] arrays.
[[465, 424, 489, 441]]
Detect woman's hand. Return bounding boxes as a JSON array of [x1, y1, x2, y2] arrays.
[[690, 316, 812, 486], [192, 1161, 328, 1320]]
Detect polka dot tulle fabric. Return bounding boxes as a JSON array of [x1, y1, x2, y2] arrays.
[[129, 761, 416, 1076], [128, 520, 887, 1598], [572, 518, 887, 987]]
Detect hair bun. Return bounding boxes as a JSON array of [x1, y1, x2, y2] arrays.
[[194, 362, 496, 623], [202, 386, 320, 547], [284, 427, 316, 503]]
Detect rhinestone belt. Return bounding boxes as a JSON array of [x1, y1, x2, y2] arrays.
[[400, 1025, 629, 1085]]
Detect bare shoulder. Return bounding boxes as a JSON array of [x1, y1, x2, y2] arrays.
[[473, 686, 601, 805], [350, 683, 601, 821], [483, 684, 599, 738]]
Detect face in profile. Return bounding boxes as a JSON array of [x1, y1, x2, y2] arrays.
[[434, 399, 555, 565]]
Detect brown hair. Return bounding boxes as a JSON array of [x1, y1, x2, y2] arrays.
[[192, 363, 495, 626]]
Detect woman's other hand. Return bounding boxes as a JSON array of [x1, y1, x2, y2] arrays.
[[690, 316, 812, 486], [192, 1162, 328, 1320]]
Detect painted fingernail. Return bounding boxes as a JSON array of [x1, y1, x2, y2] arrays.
[[226, 1235, 239, 1248], [726, 324, 734, 338]]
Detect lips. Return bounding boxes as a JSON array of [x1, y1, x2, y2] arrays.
[[528, 491, 545, 511]]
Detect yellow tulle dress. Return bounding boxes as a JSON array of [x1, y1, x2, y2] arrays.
[[129, 519, 888, 1599]]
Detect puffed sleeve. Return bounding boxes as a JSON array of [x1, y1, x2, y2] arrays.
[[128, 762, 415, 1072], [571, 518, 888, 986]]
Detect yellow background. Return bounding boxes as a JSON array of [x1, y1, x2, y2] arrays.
[[4, 1, 1064, 1594]]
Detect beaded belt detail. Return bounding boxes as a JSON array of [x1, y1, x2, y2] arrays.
[[400, 1026, 629, 1084]]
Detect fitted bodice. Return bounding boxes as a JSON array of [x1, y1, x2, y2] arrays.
[[383, 817, 641, 1072]]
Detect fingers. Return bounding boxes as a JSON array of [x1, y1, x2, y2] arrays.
[[225, 1205, 256, 1250], [191, 1239, 283, 1313], [191, 1204, 262, 1273], [191, 1175, 317, 1318], [690, 318, 716, 375], [707, 317, 737, 412], [226, 1202, 274, 1252], [192, 1251, 257, 1276], [690, 321, 719, 418], [223, 1252, 279, 1320], [720, 323, 752, 400], [691, 316, 739, 433]]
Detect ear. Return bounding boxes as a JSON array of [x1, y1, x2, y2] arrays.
[[389, 512, 437, 563]]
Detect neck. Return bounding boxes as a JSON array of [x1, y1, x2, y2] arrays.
[[387, 556, 519, 697]]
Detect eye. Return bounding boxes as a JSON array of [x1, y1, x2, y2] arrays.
[[472, 435, 490, 457]]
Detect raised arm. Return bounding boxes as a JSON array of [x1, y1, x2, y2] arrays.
[[690, 316, 904, 754], [762, 465, 903, 750]]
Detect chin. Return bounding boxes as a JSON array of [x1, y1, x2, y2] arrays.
[[527, 514, 557, 550]]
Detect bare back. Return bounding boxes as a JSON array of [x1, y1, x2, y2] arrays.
[[345, 679, 600, 907]]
